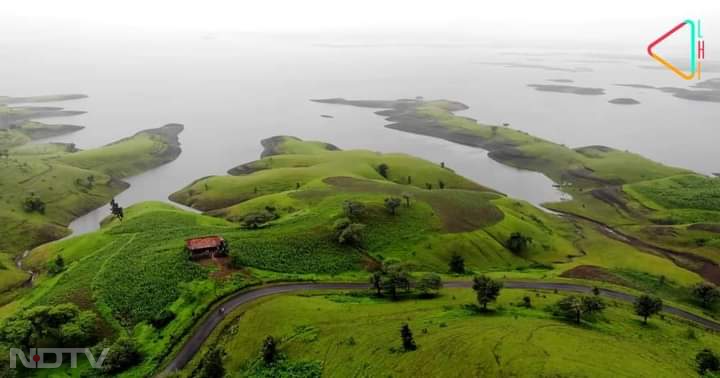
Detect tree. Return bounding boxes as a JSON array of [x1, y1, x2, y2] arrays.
[[401, 192, 412, 208], [262, 336, 278, 365], [634, 295, 663, 324], [555, 296, 606, 324], [102, 337, 143, 374], [400, 324, 416, 351], [472, 275, 503, 310], [110, 198, 124, 220], [47, 254, 65, 275], [369, 271, 383, 296], [384, 197, 401, 215], [697, 348, 720, 375], [342, 200, 365, 220], [521, 296, 532, 308], [417, 273, 443, 297], [334, 218, 365, 245], [198, 347, 225, 378], [407, 176, 412, 184], [693, 283, 720, 308], [449, 254, 465, 274], [438, 180, 445, 189], [377, 163, 389, 179], [507, 232, 531, 254], [382, 264, 412, 300], [22, 195, 45, 214], [425, 183, 432, 190]]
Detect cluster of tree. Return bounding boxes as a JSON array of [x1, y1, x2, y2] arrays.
[[150, 309, 176, 329], [22, 193, 45, 214], [47, 254, 65, 275], [110, 198, 124, 220], [242, 206, 278, 229], [553, 295, 606, 324], [369, 262, 443, 300], [0, 303, 97, 349], [335, 200, 366, 246]]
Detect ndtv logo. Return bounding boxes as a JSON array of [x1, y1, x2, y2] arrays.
[[647, 19, 705, 80], [9, 348, 109, 369]]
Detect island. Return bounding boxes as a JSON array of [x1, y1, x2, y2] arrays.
[[527, 84, 605, 95], [608, 98, 640, 105]]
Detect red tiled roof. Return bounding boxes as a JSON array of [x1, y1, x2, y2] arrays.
[[186, 236, 224, 251]]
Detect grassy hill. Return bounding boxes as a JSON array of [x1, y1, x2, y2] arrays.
[[1, 135, 714, 377], [196, 288, 719, 378], [0, 124, 183, 255], [314, 98, 720, 282]]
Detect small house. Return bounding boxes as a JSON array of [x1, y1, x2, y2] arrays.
[[185, 236, 228, 260]]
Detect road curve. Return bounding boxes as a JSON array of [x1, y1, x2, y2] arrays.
[[162, 280, 720, 374]]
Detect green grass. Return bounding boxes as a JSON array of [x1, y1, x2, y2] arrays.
[[0, 253, 30, 293], [0, 124, 182, 254], [199, 288, 719, 378]]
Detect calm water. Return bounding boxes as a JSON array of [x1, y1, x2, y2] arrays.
[[1, 34, 717, 235]]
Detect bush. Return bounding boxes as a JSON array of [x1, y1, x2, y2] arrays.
[[150, 309, 176, 329], [696, 348, 720, 375], [417, 273, 443, 297], [507, 232, 531, 254], [102, 337, 143, 374]]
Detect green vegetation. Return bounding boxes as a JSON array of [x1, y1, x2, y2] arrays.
[[316, 98, 720, 284], [0, 123, 183, 255], [202, 288, 720, 377]]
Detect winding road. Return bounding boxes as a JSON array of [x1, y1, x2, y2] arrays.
[[162, 280, 720, 374]]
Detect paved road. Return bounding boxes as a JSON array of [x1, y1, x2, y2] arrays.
[[162, 280, 720, 374]]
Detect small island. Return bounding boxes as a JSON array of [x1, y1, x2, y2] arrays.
[[608, 98, 640, 105], [527, 84, 605, 95]]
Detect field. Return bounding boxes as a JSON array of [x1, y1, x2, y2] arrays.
[[3, 133, 719, 377], [0, 124, 183, 255], [196, 288, 719, 377]]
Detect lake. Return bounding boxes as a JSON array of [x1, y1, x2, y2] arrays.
[[1, 33, 716, 235]]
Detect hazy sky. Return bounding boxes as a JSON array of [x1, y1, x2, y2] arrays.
[[2, 0, 719, 50]]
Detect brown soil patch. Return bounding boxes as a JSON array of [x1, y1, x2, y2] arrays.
[[689, 224, 720, 233], [323, 176, 503, 233], [560, 265, 629, 286], [197, 255, 240, 279]]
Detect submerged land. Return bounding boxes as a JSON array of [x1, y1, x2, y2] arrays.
[[1, 95, 719, 377]]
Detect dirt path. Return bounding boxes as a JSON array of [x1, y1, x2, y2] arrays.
[[161, 280, 720, 375]]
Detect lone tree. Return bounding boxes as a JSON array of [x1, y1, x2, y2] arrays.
[[334, 218, 365, 246], [23, 194, 46, 214], [438, 180, 445, 189], [262, 336, 278, 365], [377, 163, 389, 179], [417, 273, 443, 297], [384, 197, 402, 215], [197, 347, 225, 378], [555, 295, 606, 324], [634, 295, 663, 324], [47, 255, 65, 275], [401, 192, 413, 208], [342, 200, 366, 220], [400, 324, 417, 351], [472, 275, 503, 310], [449, 254, 465, 274], [696, 348, 720, 375], [507, 232, 531, 254], [110, 198, 124, 220], [370, 270, 383, 296], [692, 283, 720, 308]]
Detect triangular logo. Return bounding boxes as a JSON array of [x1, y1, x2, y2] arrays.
[[647, 20, 697, 80]]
